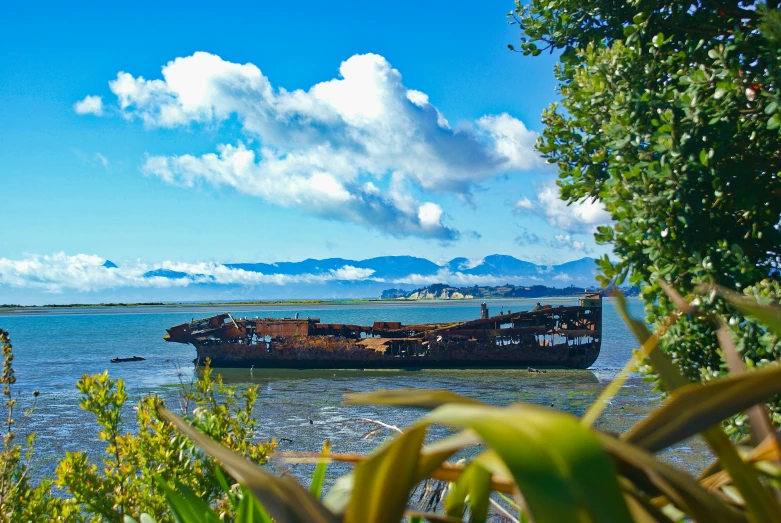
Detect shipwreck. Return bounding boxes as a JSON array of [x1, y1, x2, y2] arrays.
[[164, 293, 602, 370]]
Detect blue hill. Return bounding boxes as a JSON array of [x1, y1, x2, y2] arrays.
[[462, 254, 539, 276], [144, 269, 190, 279], [142, 255, 599, 290]]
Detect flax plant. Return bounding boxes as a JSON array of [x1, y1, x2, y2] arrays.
[[150, 288, 781, 523]]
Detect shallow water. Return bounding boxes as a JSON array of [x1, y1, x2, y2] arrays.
[[0, 297, 712, 481]]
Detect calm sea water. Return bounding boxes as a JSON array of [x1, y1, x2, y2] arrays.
[[0, 297, 711, 478]]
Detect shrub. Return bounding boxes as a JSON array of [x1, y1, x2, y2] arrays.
[[0, 329, 274, 522]]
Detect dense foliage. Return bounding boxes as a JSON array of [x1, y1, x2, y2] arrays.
[[0, 330, 274, 523], [511, 0, 781, 429]]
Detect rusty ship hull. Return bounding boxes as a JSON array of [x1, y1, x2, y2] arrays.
[[164, 294, 602, 370]]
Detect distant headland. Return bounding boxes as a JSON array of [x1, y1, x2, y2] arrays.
[[380, 283, 639, 300]]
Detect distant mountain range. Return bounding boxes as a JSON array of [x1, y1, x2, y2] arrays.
[[224, 255, 445, 280], [0, 254, 604, 305], [177, 255, 596, 284], [131, 254, 601, 299]]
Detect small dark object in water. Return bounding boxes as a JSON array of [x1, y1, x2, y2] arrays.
[[309, 419, 313, 425], [111, 356, 146, 363]]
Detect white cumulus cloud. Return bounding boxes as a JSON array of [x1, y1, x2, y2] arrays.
[[476, 113, 541, 171], [84, 52, 543, 240], [74, 95, 104, 115], [514, 185, 611, 233], [142, 143, 458, 239]]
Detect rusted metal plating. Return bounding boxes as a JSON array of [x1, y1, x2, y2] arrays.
[[164, 293, 602, 369]]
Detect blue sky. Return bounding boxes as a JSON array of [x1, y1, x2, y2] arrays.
[[0, 1, 612, 300]]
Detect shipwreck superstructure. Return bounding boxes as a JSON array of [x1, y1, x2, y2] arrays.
[[164, 293, 602, 369]]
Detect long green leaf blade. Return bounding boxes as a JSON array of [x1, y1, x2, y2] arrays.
[[345, 424, 428, 523], [310, 439, 331, 499], [624, 363, 781, 452], [466, 464, 491, 523], [155, 477, 221, 523], [613, 291, 781, 522], [426, 403, 633, 522], [158, 406, 339, 523], [598, 434, 744, 522], [236, 485, 273, 523]]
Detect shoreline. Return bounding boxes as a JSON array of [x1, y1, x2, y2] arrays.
[[0, 295, 603, 316], [0, 298, 375, 311]]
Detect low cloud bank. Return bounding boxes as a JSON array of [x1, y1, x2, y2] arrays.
[[0, 252, 594, 295], [0, 253, 376, 293]]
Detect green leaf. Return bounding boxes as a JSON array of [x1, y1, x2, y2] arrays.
[[155, 477, 221, 523], [425, 403, 633, 522], [444, 467, 469, 519], [624, 364, 781, 452], [715, 286, 781, 337], [158, 406, 339, 523], [652, 32, 665, 47], [310, 439, 330, 499], [236, 485, 273, 523], [768, 114, 781, 130], [443, 458, 493, 523], [322, 474, 353, 516], [613, 291, 781, 522], [139, 516, 157, 523], [765, 101, 778, 115], [465, 464, 491, 523], [612, 289, 688, 390], [345, 424, 428, 523], [597, 435, 742, 522], [416, 430, 482, 482], [214, 466, 235, 507]]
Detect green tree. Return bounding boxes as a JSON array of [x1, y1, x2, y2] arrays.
[[511, 0, 781, 433]]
